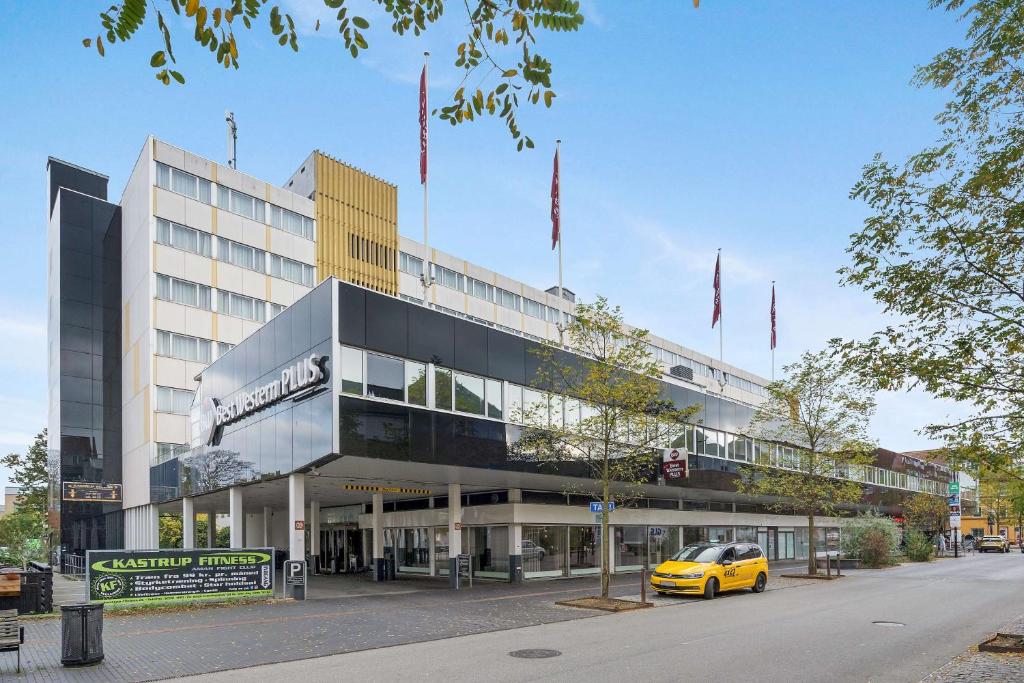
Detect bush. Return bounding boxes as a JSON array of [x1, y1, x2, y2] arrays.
[[841, 511, 901, 566], [904, 529, 934, 562]]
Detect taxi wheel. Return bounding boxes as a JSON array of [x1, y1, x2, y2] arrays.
[[702, 577, 718, 600], [752, 572, 767, 593]]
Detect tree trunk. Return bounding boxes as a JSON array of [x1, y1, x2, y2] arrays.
[[807, 514, 816, 576]]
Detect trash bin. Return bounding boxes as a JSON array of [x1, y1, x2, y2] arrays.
[[61, 602, 104, 666]]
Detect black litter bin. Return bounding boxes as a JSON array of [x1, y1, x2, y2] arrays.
[[61, 602, 104, 666]]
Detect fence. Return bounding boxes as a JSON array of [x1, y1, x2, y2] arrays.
[[64, 554, 85, 577]]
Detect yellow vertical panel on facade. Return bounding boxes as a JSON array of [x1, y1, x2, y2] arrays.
[[132, 343, 139, 395]]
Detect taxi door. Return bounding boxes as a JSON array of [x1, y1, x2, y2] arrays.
[[718, 546, 740, 589], [733, 545, 757, 587]]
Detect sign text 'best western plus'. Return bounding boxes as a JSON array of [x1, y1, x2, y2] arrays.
[[203, 353, 326, 445]]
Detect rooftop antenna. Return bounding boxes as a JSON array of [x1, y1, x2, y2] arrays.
[[225, 111, 238, 169]]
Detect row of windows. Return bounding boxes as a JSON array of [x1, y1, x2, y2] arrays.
[[399, 252, 567, 325], [336, 345, 950, 496], [155, 274, 268, 322], [156, 386, 194, 415], [156, 218, 316, 286], [155, 162, 315, 240], [349, 235, 396, 271], [155, 442, 189, 464], [645, 342, 768, 397], [156, 329, 233, 364]]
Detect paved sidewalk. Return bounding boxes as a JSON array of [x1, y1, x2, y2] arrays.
[[922, 615, 1024, 682], [0, 573, 653, 682]]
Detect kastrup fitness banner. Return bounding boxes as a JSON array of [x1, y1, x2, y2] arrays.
[[86, 548, 275, 604]]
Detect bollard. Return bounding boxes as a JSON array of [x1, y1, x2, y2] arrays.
[[640, 567, 647, 604]]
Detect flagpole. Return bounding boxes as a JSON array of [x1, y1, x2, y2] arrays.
[[718, 248, 724, 390], [771, 280, 776, 382], [556, 139, 564, 345], [421, 51, 431, 305]]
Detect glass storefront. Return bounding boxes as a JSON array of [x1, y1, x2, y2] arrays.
[[614, 526, 646, 571], [523, 526, 567, 578], [570, 525, 601, 575], [396, 527, 430, 573], [647, 526, 682, 567], [736, 526, 757, 543], [470, 526, 509, 578], [434, 527, 449, 576]]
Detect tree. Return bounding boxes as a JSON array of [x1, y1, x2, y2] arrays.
[[159, 514, 183, 548], [0, 511, 49, 569], [902, 492, 947, 536], [977, 465, 1023, 534], [512, 297, 699, 598], [81, 0, 588, 149], [1, 430, 50, 518], [736, 350, 876, 576], [836, 0, 1024, 474]]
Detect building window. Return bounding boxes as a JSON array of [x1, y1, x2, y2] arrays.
[[218, 237, 265, 273], [506, 384, 524, 422], [399, 252, 423, 278], [485, 379, 502, 419], [156, 330, 212, 363], [496, 288, 521, 311], [523, 298, 546, 320], [406, 361, 427, 406], [156, 274, 212, 310], [434, 367, 453, 410], [156, 162, 211, 203], [217, 290, 265, 322], [217, 185, 265, 222], [156, 386, 194, 415], [155, 442, 189, 464], [341, 346, 363, 395], [270, 205, 315, 240], [216, 341, 234, 359], [270, 254, 315, 286], [454, 372, 485, 415], [156, 218, 211, 257], [366, 352, 404, 401], [269, 303, 286, 319], [468, 277, 494, 303], [433, 265, 464, 292]]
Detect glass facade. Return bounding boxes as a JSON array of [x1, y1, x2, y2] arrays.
[[523, 526, 567, 577], [570, 526, 601, 574], [48, 160, 124, 558]]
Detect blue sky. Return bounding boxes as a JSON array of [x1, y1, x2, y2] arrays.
[[0, 1, 969, 488]]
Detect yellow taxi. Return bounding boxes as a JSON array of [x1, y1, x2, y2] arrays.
[[650, 542, 768, 599], [977, 535, 1011, 553]]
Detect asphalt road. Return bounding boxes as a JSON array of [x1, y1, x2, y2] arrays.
[[178, 551, 1024, 683]]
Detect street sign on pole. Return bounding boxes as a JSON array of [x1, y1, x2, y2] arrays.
[[589, 502, 616, 513], [948, 481, 960, 495]]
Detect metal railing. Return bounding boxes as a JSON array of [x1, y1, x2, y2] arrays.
[[63, 553, 85, 577]]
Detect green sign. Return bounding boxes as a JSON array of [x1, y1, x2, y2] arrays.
[[948, 482, 960, 495], [86, 548, 274, 604]]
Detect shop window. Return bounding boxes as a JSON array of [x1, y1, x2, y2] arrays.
[[341, 346, 363, 395], [569, 526, 601, 574], [615, 526, 645, 570], [523, 526, 567, 578], [647, 526, 681, 567], [366, 352, 404, 401]]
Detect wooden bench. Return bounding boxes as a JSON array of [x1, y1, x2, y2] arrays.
[[0, 573, 19, 597], [0, 609, 24, 672]]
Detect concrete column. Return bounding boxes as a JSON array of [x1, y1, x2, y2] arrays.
[[448, 483, 462, 588], [288, 473, 305, 561], [182, 497, 195, 549], [509, 523, 523, 583], [229, 487, 244, 548], [262, 506, 273, 547], [372, 492, 385, 581], [146, 504, 159, 549], [207, 512, 217, 548]]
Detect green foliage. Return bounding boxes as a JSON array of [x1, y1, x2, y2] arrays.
[[0, 511, 49, 569], [841, 511, 901, 566], [836, 0, 1024, 471], [83, 0, 591, 149], [512, 296, 700, 596], [159, 514, 182, 548], [902, 492, 947, 534], [1, 429, 51, 518], [736, 349, 876, 574], [905, 528, 935, 562]]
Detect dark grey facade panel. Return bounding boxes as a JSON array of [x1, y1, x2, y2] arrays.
[[365, 291, 408, 358], [338, 283, 366, 347], [453, 318, 487, 375], [50, 164, 123, 556], [486, 329, 525, 385]]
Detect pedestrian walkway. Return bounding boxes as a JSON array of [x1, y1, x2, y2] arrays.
[[51, 573, 86, 606], [922, 614, 1024, 682], [0, 573, 649, 682]]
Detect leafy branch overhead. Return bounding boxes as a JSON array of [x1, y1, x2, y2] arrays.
[[83, 0, 585, 149]]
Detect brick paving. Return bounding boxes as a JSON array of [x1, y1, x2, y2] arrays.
[[0, 573, 656, 682], [922, 615, 1024, 682]]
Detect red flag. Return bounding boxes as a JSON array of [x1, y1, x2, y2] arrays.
[[712, 253, 721, 328], [770, 284, 777, 350], [419, 65, 428, 185], [550, 148, 560, 250]]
